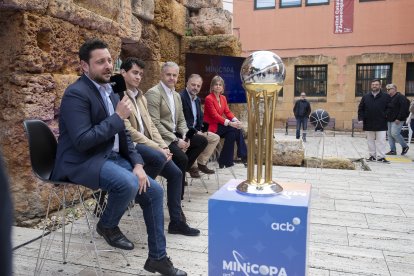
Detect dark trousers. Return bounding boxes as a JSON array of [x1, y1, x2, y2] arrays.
[[216, 124, 247, 167], [169, 134, 207, 199], [296, 117, 308, 139], [135, 144, 183, 223]]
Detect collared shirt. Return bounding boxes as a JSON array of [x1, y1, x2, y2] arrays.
[[160, 81, 176, 132], [187, 90, 198, 127], [87, 74, 119, 152], [126, 88, 145, 134]]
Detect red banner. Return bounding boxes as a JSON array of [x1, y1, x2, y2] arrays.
[[334, 0, 354, 34]]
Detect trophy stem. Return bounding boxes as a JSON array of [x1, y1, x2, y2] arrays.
[[237, 84, 283, 196]]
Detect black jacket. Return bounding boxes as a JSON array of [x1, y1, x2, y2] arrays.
[[180, 89, 204, 131], [386, 92, 409, 122], [293, 99, 311, 118], [358, 91, 391, 131]]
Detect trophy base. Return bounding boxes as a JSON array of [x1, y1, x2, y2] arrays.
[[236, 180, 283, 197]]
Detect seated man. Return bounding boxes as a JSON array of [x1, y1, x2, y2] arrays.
[[119, 57, 199, 236], [180, 74, 220, 174], [51, 39, 186, 276], [145, 62, 208, 199]]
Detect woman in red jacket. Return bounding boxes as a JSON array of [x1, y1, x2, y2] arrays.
[[203, 76, 247, 168]]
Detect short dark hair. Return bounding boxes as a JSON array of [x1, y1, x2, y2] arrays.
[[371, 79, 381, 84], [79, 39, 108, 63], [120, 57, 145, 72]]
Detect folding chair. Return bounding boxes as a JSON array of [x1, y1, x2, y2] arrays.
[[23, 119, 134, 275]]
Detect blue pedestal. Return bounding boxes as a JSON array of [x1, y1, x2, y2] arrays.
[[208, 179, 311, 276]]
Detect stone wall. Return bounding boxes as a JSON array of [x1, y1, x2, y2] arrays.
[[0, 0, 240, 225]]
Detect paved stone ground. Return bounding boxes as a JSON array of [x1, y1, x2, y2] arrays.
[[12, 132, 414, 275]]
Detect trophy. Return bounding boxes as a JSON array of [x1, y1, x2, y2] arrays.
[[237, 51, 286, 196]]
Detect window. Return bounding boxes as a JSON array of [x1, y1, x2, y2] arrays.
[[280, 0, 301, 8], [255, 0, 275, 9], [294, 65, 327, 97], [406, 63, 414, 96], [306, 0, 329, 5], [355, 64, 392, 96]]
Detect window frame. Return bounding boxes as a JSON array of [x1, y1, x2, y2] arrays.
[[254, 0, 276, 10], [280, 0, 302, 8], [355, 63, 393, 97], [405, 62, 414, 96], [294, 65, 328, 97], [305, 0, 330, 6]]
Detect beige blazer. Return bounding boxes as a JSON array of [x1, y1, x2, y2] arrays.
[[124, 89, 168, 149], [145, 83, 188, 145]]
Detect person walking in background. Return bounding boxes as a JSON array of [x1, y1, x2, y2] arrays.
[[358, 79, 391, 163], [385, 83, 410, 156], [203, 75, 247, 168], [293, 92, 311, 142]]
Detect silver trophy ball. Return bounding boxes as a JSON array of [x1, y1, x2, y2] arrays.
[[240, 51, 286, 85]]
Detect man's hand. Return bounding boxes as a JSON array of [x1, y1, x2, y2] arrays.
[[132, 164, 150, 194], [177, 138, 189, 151], [115, 96, 132, 119], [159, 147, 172, 161]]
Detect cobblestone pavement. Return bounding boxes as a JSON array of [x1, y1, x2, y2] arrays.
[[12, 133, 414, 275]]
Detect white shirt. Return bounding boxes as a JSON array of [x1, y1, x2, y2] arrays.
[[160, 81, 176, 132], [87, 76, 119, 152], [187, 90, 198, 127], [127, 89, 145, 134]]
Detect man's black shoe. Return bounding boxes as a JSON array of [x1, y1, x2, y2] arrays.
[[402, 146, 409, 155], [187, 167, 200, 178], [386, 151, 396, 155], [168, 221, 200, 236], [198, 163, 215, 174], [96, 222, 134, 250], [144, 256, 187, 276], [377, 157, 390, 164], [365, 156, 376, 162]]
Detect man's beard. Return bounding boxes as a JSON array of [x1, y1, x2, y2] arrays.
[[89, 71, 111, 84]]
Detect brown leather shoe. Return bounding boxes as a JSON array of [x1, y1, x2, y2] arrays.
[[197, 163, 215, 174], [187, 167, 200, 178]]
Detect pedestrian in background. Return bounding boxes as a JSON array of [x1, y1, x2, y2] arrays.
[[293, 92, 311, 142]]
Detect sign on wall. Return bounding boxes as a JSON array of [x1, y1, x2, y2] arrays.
[[185, 53, 246, 103], [334, 0, 354, 34]]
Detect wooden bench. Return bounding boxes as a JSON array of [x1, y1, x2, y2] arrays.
[[285, 117, 336, 136], [351, 119, 363, 137]]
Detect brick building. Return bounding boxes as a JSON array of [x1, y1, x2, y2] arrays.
[[233, 0, 414, 129]]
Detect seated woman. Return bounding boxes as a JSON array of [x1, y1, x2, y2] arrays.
[[203, 75, 247, 168]]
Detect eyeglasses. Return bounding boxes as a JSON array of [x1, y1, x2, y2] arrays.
[[386, 88, 393, 91]]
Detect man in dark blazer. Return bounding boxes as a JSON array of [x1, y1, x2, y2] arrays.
[[52, 39, 186, 276], [180, 74, 219, 174], [145, 62, 208, 198]]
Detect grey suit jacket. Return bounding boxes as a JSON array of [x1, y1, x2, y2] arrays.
[[145, 83, 188, 145]]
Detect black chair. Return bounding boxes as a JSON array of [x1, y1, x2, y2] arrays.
[[23, 120, 105, 275]]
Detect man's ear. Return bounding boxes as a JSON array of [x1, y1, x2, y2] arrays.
[[80, 60, 89, 74]]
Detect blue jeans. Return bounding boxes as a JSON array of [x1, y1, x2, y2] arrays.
[[216, 124, 247, 167], [99, 151, 166, 260], [135, 144, 183, 223], [296, 117, 308, 139], [387, 121, 407, 152]]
